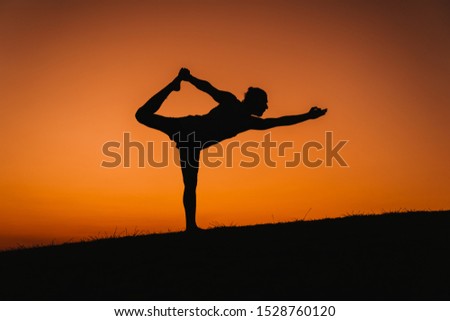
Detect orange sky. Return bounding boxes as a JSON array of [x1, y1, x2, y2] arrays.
[[1, 0, 449, 249]]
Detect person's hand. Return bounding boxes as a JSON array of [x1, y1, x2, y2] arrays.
[[308, 106, 327, 119], [178, 68, 191, 81]]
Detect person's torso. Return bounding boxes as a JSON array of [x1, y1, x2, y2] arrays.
[[178, 100, 253, 148]]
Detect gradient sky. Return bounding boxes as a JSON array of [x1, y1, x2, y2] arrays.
[[1, 0, 449, 249]]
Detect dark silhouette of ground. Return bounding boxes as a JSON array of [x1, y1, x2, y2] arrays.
[[135, 68, 327, 232], [0, 210, 449, 300]]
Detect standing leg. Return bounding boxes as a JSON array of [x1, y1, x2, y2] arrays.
[[179, 147, 201, 231]]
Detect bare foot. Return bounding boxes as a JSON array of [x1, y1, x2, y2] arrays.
[[185, 226, 205, 234]]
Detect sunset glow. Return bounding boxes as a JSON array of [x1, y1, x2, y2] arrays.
[[1, 0, 449, 249]]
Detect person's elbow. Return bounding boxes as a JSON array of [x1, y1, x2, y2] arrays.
[[252, 118, 276, 130]]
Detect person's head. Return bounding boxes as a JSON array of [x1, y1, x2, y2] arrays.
[[242, 87, 268, 116]]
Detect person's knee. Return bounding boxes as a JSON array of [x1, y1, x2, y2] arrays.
[[135, 108, 148, 124], [184, 180, 197, 191], [183, 174, 198, 190], [136, 108, 160, 128]]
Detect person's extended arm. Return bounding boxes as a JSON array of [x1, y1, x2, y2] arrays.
[[179, 68, 236, 103], [252, 107, 327, 130]]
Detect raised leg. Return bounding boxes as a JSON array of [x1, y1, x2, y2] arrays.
[[135, 75, 181, 135]]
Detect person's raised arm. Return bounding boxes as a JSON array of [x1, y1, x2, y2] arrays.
[[178, 68, 236, 103], [251, 107, 327, 130]]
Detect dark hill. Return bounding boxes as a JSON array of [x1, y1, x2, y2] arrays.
[[0, 210, 449, 300]]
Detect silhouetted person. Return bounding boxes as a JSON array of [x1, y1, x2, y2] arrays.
[[136, 68, 327, 232]]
